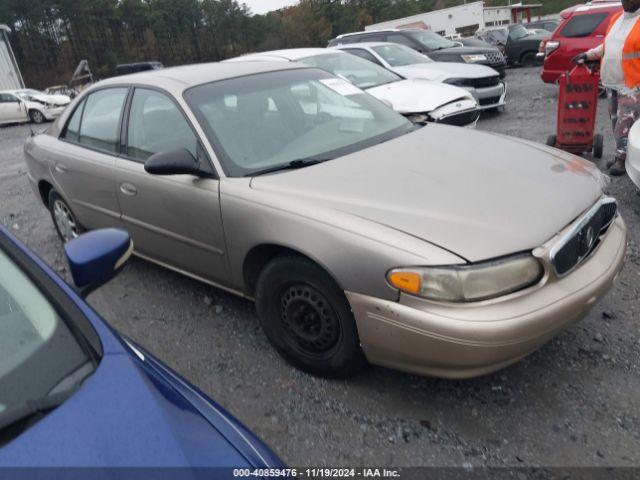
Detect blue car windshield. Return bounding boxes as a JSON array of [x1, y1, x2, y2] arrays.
[[0, 246, 93, 444]]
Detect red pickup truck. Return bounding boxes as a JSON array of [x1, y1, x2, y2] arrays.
[[541, 1, 622, 84]]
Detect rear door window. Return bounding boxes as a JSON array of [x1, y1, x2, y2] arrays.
[[77, 88, 128, 153], [560, 13, 608, 38], [63, 100, 85, 143]]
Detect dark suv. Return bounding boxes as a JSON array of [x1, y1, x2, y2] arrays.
[[328, 29, 507, 78], [475, 24, 550, 66]]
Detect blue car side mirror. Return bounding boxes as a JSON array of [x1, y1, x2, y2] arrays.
[[64, 229, 133, 297]]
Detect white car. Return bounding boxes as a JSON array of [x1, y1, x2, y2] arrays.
[[627, 120, 640, 189], [0, 89, 70, 125], [334, 42, 506, 110], [226, 49, 480, 127]]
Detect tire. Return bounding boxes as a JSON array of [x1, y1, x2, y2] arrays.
[[598, 84, 607, 99], [29, 109, 45, 124], [255, 255, 367, 377], [520, 51, 536, 67], [546, 135, 557, 147], [48, 190, 84, 243], [592, 134, 604, 159]]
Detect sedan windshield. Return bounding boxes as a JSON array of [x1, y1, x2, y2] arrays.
[[372, 44, 433, 67], [0, 246, 94, 445], [185, 68, 414, 177], [407, 31, 457, 50], [299, 53, 401, 89]]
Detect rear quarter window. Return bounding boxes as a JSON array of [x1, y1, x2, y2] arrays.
[[559, 12, 608, 38]]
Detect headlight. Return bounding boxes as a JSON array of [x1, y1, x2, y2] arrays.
[[387, 254, 543, 302], [444, 78, 468, 87], [545, 40, 560, 56], [404, 113, 429, 124], [461, 54, 487, 63]]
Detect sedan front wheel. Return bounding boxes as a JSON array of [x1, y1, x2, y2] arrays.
[[29, 109, 45, 124], [255, 255, 366, 377]]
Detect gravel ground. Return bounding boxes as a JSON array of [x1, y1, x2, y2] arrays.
[[1, 66, 639, 468]]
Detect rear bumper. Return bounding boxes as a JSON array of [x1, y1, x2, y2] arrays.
[[347, 215, 626, 379]]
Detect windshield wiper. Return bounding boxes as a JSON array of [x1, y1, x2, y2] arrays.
[[248, 157, 332, 177], [0, 389, 76, 435]]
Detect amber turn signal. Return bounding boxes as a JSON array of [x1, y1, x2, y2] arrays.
[[387, 271, 421, 295]]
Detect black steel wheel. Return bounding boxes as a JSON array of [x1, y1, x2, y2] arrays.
[[280, 284, 341, 355], [255, 255, 366, 377]]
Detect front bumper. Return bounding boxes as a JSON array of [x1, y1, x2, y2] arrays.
[[347, 215, 626, 379], [42, 105, 68, 120], [468, 82, 506, 110], [627, 139, 640, 190]]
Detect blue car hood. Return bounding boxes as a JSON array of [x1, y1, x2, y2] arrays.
[[0, 349, 262, 467]]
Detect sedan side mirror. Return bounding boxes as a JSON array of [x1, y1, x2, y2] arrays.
[[144, 148, 202, 176], [64, 229, 133, 297]]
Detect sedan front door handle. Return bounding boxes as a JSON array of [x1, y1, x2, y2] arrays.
[[120, 182, 138, 196]]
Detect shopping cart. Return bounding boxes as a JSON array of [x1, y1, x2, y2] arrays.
[[546, 63, 603, 158]]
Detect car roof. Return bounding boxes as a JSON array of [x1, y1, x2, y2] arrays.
[[562, 1, 621, 15], [232, 48, 345, 62], [337, 29, 423, 39], [95, 61, 309, 95], [334, 41, 407, 49]]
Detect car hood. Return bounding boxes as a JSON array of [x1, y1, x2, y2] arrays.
[[250, 125, 605, 262], [393, 62, 499, 81], [0, 348, 271, 467], [366, 78, 473, 114], [438, 45, 500, 55], [30, 93, 70, 106], [524, 32, 551, 41]]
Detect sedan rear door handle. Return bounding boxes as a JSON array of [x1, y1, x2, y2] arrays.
[[120, 182, 137, 196], [54, 163, 68, 173]]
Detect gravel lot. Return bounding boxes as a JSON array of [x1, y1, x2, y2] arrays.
[[1, 66, 639, 468]]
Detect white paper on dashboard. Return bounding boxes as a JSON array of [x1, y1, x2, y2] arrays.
[[319, 78, 363, 97]]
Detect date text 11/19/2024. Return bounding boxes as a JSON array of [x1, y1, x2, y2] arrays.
[[233, 468, 401, 478]]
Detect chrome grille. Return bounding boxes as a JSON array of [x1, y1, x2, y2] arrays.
[[485, 51, 505, 65], [550, 197, 618, 277], [436, 109, 480, 127], [457, 76, 501, 88]]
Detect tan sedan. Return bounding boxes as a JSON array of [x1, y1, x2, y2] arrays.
[[23, 61, 626, 378]]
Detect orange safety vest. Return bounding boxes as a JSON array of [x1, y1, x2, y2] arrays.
[[605, 10, 640, 88]]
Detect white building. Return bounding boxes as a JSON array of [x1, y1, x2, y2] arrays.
[[364, 2, 543, 37], [0, 24, 24, 90], [365, 2, 485, 37]]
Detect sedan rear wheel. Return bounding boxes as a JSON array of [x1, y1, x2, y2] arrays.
[[48, 191, 83, 243], [255, 255, 366, 377]]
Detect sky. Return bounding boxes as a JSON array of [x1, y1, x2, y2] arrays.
[[244, 0, 299, 15]]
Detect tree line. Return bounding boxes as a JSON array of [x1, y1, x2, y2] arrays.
[[1, 0, 571, 89]]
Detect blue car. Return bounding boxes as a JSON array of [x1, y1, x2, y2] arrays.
[[0, 226, 282, 472]]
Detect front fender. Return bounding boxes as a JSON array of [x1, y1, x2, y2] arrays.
[[219, 179, 465, 301]]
